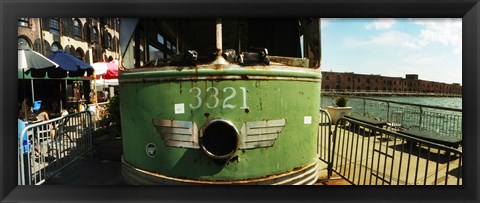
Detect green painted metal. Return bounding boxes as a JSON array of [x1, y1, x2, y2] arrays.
[[18, 69, 90, 80], [120, 65, 321, 181]]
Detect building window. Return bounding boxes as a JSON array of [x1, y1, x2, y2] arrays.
[[157, 34, 164, 44], [73, 19, 82, 40], [325, 76, 329, 80], [149, 45, 164, 60], [18, 37, 31, 49], [93, 27, 99, 43], [51, 42, 62, 52], [105, 33, 112, 49], [18, 18, 30, 27], [50, 18, 60, 35]]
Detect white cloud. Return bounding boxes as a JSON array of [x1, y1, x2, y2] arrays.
[[344, 31, 421, 49], [365, 18, 396, 30], [412, 18, 462, 54]]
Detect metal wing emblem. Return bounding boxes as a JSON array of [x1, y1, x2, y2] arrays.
[[152, 119, 199, 149], [239, 119, 286, 149]]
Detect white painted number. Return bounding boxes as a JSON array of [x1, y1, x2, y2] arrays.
[[223, 87, 236, 109], [206, 87, 219, 108], [239, 87, 249, 109], [189, 87, 202, 109], [188, 87, 248, 110]]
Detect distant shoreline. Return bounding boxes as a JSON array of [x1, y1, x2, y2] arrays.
[[321, 91, 462, 98]]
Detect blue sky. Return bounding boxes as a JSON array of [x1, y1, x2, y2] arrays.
[[320, 18, 462, 85]]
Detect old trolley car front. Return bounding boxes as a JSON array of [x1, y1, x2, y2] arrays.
[[119, 18, 322, 185]]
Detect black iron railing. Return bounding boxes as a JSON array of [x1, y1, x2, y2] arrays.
[[329, 117, 462, 185], [322, 95, 462, 137]]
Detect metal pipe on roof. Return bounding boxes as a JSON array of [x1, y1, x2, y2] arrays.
[[216, 18, 222, 56]]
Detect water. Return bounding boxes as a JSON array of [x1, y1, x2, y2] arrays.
[[321, 96, 462, 110]]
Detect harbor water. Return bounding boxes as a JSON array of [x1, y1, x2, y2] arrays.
[[321, 96, 462, 110]]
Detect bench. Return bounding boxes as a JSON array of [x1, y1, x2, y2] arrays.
[[345, 115, 388, 136], [397, 128, 462, 149]]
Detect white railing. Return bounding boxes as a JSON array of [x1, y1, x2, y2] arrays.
[[18, 111, 93, 185]]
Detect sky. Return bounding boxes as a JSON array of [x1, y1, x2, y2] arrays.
[[320, 18, 462, 85]]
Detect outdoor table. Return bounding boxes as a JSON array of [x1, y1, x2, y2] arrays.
[[345, 115, 388, 136], [397, 128, 462, 149], [345, 115, 388, 128]]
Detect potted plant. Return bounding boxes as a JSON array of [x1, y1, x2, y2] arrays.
[[327, 96, 352, 124]]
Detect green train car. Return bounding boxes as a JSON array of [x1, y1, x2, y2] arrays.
[[119, 18, 322, 185]]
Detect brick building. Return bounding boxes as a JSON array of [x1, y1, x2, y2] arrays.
[[322, 72, 462, 95], [18, 18, 120, 64], [18, 18, 121, 107]]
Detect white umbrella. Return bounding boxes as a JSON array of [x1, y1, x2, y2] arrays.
[[18, 48, 59, 118], [96, 78, 119, 88]]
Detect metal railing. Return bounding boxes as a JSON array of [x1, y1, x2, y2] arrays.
[[330, 117, 462, 185], [18, 111, 93, 185], [318, 109, 333, 178], [322, 96, 462, 137]]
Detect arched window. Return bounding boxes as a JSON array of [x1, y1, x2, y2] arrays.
[[50, 18, 60, 35], [18, 37, 31, 49], [73, 19, 82, 40], [51, 42, 62, 53]]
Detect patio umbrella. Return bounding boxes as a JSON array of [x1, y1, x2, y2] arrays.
[[47, 50, 94, 77], [18, 48, 59, 78], [91, 60, 119, 104], [91, 60, 119, 79], [18, 48, 59, 118], [48, 50, 94, 112]]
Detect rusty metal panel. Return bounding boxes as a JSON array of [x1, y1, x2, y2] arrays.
[[268, 56, 309, 68]]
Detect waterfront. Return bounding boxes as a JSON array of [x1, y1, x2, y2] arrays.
[[321, 96, 462, 110], [321, 95, 462, 136]]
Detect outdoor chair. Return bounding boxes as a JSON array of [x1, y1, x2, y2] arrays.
[[387, 111, 403, 131]]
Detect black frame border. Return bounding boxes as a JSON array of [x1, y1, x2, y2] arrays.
[[1, 0, 479, 202]]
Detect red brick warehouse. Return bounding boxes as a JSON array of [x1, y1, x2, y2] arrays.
[[321, 72, 461, 95]]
